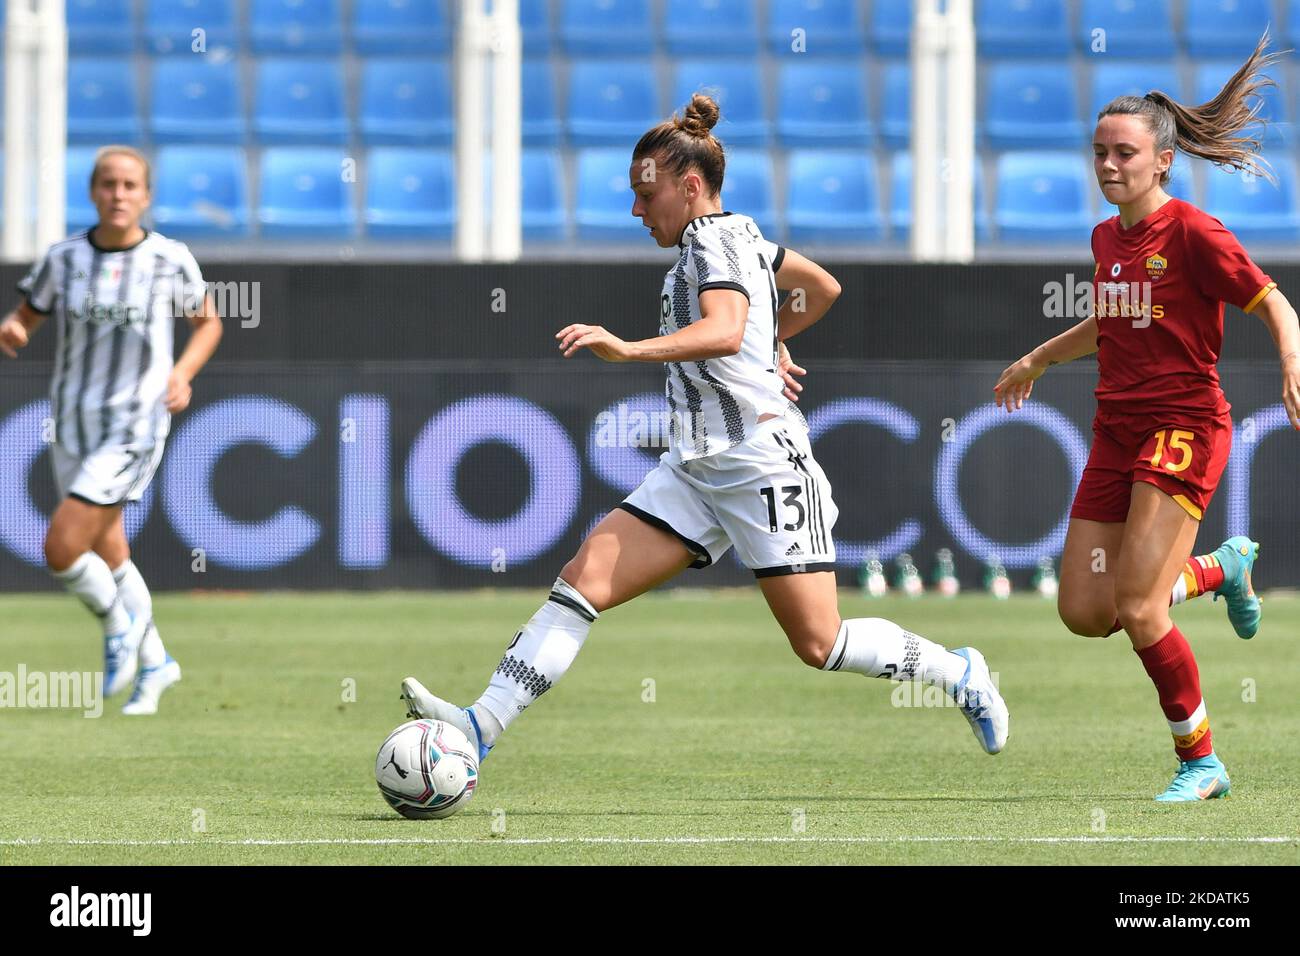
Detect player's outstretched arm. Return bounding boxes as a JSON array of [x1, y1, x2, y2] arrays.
[[0, 301, 48, 359], [993, 316, 1099, 412], [773, 248, 841, 342], [1249, 288, 1300, 431]]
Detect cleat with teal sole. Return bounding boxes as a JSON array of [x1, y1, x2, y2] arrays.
[[1156, 753, 1231, 802], [1211, 536, 1261, 639]]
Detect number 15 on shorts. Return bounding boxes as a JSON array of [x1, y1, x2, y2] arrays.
[[1146, 428, 1195, 473]]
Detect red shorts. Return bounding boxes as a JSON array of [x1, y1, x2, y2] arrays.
[[1070, 408, 1232, 522]]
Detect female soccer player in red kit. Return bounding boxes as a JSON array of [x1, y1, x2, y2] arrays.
[[995, 37, 1300, 801]]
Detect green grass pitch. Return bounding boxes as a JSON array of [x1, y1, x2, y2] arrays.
[[1, 590, 1297, 865]]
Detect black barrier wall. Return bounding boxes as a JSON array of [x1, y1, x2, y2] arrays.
[[1, 263, 1297, 591]]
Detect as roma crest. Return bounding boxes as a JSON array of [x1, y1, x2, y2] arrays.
[[1145, 253, 1168, 281]]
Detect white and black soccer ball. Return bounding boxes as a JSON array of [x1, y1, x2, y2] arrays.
[[375, 719, 479, 819]]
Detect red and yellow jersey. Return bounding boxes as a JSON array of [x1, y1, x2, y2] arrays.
[[1090, 197, 1275, 416]]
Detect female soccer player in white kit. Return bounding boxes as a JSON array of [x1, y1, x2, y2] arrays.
[[0, 146, 222, 714], [402, 96, 1008, 764]]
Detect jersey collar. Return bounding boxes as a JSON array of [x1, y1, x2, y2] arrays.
[[87, 226, 150, 253], [677, 211, 734, 249]]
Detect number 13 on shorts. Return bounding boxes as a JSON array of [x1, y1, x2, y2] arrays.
[[1147, 428, 1196, 473]]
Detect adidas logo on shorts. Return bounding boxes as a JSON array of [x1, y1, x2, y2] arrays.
[[785, 543, 803, 556]]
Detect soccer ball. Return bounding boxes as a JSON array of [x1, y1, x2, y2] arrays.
[[375, 719, 478, 819]]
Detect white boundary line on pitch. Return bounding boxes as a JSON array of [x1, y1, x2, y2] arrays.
[[1, 836, 1295, 847]]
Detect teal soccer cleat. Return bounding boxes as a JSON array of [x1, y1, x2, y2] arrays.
[[1155, 753, 1231, 802], [1211, 536, 1261, 639]]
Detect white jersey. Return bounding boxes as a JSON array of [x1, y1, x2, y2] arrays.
[[17, 229, 204, 456], [659, 212, 800, 462]]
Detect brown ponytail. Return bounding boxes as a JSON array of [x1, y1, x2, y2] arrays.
[[632, 93, 726, 197], [1098, 31, 1287, 185]]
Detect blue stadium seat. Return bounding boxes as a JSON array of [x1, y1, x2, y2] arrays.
[[1195, 62, 1289, 143], [258, 148, 357, 237], [152, 146, 250, 237], [720, 150, 776, 237], [776, 61, 871, 147], [1291, 0, 1300, 54], [672, 60, 769, 146], [1078, 0, 1176, 58], [1089, 62, 1182, 121], [664, 0, 759, 55], [889, 153, 989, 241], [977, 0, 1070, 58], [566, 60, 659, 146], [984, 63, 1084, 149], [1204, 157, 1300, 243], [785, 151, 882, 242], [521, 0, 552, 54], [768, 0, 866, 55], [1185, 0, 1277, 57], [151, 58, 244, 143], [868, 0, 908, 55], [575, 148, 642, 240], [66, 147, 100, 232], [522, 149, 566, 239], [881, 62, 910, 147], [994, 151, 1092, 242], [364, 148, 454, 239], [353, 0, 451, 55], [560, 0, 654, 55], [359, 59, 453, 145], [250, 0, 344, 54], [145, 0, 238, 55], [68, 59, 142, 144], [68, 0, 135, 54], [523, 59, 562, 146], [254, 59, 349, 144]]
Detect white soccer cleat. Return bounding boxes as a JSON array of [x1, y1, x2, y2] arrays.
[[949, 647, 1009, 755], [122, 656, 182, 716], [400, 677, 492, 761], [103, 614, 149, 697]]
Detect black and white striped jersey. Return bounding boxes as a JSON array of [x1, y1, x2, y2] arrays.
[[660, 212, 797, 462], [17, 229, 204, 455]]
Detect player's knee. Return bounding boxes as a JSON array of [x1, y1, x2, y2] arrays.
[[43, 529, 76, 573], [790, 631, 836, 669], [1057, 597, 1113, 638], [556, 561, 609, 613], [1114, 593, 1163, 635]]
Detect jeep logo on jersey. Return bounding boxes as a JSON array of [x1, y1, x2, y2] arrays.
[[68, 301, 144, 326]]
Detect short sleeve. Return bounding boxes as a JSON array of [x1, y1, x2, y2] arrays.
[[16, 249, 59, 314], [688, 228, 750, 301], [762, 239, 785, 274], [175, 243, 205, 288], [1186, 214, 1276, 313]]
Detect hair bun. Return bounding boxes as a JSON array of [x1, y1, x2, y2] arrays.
[[678, 93, 720, 137]]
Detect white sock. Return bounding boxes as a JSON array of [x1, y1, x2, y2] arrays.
[[1170, 574, 1188, 607], [113, 559, 166, 668], [52, 552, 130, 637], [821, 617, 970, 691], [472, 577, 598, 746]]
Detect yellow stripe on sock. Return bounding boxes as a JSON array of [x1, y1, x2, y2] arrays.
[[1173, 718, 1211, 751], [1181, 567, 1199, 598]]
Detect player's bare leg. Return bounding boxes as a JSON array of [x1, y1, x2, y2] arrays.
[[45, 498, 147, 695], [1117, 482, 1230, 800], [758, 570, 1009, 754], [1057, 517, 1126, 637], [94, 514, 180, 715], [402, 508, 695, 759]]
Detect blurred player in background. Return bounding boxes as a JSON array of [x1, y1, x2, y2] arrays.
[[0, 145, 222, 714], [994, 37, 1300, 800], [403, 94, 1009, 765]]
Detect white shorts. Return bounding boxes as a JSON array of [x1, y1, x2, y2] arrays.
[[51, 442, 164, 507], [620, 417, 838, 577]]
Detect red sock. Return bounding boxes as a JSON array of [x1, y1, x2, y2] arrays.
[[1172, 554, 1226, 605], [1135, 624, 1213, 761]]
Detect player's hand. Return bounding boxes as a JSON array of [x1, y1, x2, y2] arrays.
[[777, 341, 805, 402], [555, 324, 635, 362], [1282, 352, 1300, 431], [165, 370, 193, 413], [0, 316, 29, 359], [993, 352, 1048, 413]]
